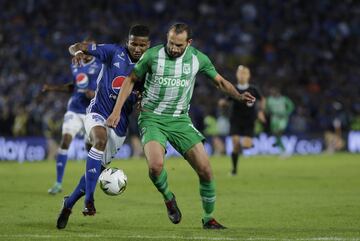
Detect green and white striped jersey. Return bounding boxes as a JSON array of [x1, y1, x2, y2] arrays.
[[266, 96, 295, 117], [133, 44, 218, 116]]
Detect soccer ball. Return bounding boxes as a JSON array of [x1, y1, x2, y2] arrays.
[[98, 167, 127, 196]]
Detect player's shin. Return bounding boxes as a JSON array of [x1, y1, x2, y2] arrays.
[[231, 152, 239, 174], [56, 149, 68, 184], [149, 168, 173, 201], [200, 179, 216, 223], [84, 147, 103, 203], [65, 175, 86, 209], [275, 136, 285, 151]]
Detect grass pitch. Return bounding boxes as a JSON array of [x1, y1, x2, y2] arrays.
[[0, 153, 359, 241]]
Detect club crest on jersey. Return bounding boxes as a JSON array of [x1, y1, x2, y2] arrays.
[[183, 63, 191, 74], [88, 68, 96, 74], [92, 114, 105, 123], [76, 73, 89, 88], [111, 76, 126, 93]]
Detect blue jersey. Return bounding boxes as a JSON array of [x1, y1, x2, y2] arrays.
[[87, 44, 137, 137], [68, 57, 101, 114]]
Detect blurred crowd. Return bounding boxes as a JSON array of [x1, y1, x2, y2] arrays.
[[0, 0, 359, 142]]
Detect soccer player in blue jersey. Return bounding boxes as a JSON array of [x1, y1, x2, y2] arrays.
[[43, 39, 101, 195], [56, 25, 150, 229]]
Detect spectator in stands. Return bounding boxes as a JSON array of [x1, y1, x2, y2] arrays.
[[0, 0, 358, 143]]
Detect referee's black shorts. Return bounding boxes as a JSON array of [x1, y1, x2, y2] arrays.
[[229, 119, 255, 137]]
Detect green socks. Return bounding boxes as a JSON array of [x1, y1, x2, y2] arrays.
[[200, 180, 216, 222], [149, 169, 173, 201], [276, 136, 285, 151], [150, 169, 217, 222]]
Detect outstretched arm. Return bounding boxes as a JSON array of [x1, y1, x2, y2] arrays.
[[69, 43, 116, 65], [212, 74, 256, 104], [68, 43, 91, 65], [42, 83, 74, 93], [257, 97, 267, 123], [69, 43, 89, 55], [106, 72, 139, 128]]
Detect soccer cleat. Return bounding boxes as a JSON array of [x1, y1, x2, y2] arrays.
[[56, 196, 72, 229], [202, 218, 227, 229], [164, 193, 182, 224], [48, 183, 62, 195], [82, 201, 96, 216]]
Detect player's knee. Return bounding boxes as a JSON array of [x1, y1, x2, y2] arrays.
[[60, 134, 72, 149], [85, 142, 92, 152], [232, 143, 241, 153], [197, 165, 212, 181], [93, 137, 107, 151], [60, 142, 70, 150], [149, 161, 163, 176]]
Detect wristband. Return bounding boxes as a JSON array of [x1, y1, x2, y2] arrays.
[[68, 44, 76, 55], [74, 50, 83, 56]]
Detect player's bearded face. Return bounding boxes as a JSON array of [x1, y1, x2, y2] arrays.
[[127, 36, 150, 61], [166, 30, 191, 58]]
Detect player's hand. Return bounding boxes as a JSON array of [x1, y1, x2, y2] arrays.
[[106, 112, 120, 128], [240, 91, 256, 105], [72, 52, 87, 66]]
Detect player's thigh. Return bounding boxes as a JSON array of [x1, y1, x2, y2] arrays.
[[144, 141, 166, 173], [85, 113, 108, 146], [167, 119, 205, 156], [138, 113, 168, 149], [278, 118, 289, 131], [102, 128, 126, 166], [184, 142, 212, 181], [62, 111, 84, 137], [270, 116, 287, 133]]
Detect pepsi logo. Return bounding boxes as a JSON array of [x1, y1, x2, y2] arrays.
[[111, 76, 126, 93], [76, 73, 89, 88]]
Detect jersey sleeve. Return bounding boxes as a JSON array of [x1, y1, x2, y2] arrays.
[[86, 44, 117, 64], [133, 49, 152, 79], [285, 97, 295, 114], [198, 52, 218, 79]]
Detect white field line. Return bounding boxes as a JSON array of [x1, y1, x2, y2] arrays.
[[0, 234, 359, 241]]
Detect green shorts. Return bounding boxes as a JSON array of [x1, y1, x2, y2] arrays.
[[138, 111, 205, 156], [270, 116, 289, 133]]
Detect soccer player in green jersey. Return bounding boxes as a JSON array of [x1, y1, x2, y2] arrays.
[[266, 87, 295, 153], [106, 23, 256, 229]]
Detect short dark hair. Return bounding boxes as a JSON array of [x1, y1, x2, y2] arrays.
[[129, 24, 150, 37], [168, 23, 192, 40], [83, 36, 95, 43]]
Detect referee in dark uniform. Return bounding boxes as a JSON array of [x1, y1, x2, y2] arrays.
[[219, 66, 266, 175]]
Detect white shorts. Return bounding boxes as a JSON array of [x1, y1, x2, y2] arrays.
[[85, 112, 126, 166], [62, 111, 86, 138]]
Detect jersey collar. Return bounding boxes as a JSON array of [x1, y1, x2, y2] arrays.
[[81, 56, 95, 66], [236, 83, 249, 90]]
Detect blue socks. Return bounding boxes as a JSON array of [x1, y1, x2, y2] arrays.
[[65, 175, 85, 209], [56, 149, 68, 184], [85, 147, 103, 204]]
